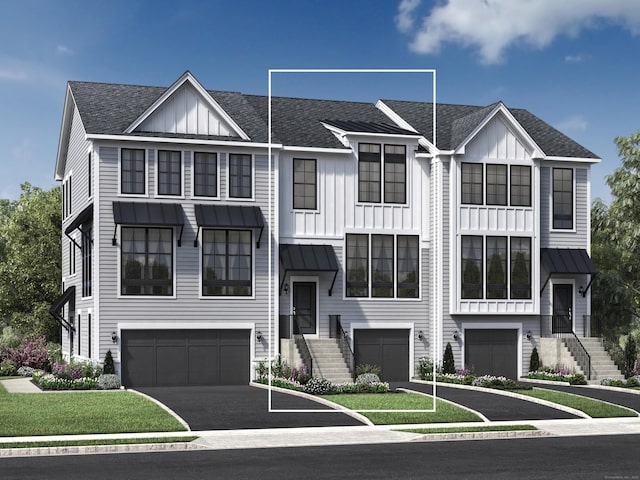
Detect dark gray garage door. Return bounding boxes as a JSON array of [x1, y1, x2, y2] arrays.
[[121, 329, 250, 388], [354, 329, 409, 382], [465, 329, 517, 379]]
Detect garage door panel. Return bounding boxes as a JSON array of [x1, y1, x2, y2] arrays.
[[354, 329, 409, 382], [122, 345, 155, 387], [188, 345, 219, 385], [465, 329, 517, 379], [156, 345, 187, 386], [220, 344, 250, 384]]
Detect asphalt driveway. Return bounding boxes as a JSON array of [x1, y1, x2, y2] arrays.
[[395, 381, 581, 421], [137, 385, 366, 431]]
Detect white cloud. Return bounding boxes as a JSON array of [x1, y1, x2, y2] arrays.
[[564, 54, 588, 63], [556, 115, 588, 133], [56, 45, 74, 56], [400, 0, 640, 64], [395, 0, 421, 33]]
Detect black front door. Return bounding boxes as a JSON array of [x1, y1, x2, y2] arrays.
[[293, 282, 316, 335], [553, 284, 573, 333]]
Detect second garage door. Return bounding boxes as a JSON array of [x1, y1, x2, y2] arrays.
[[121, 329, 250, 388], [354, 329, 409, 382], [464, 329, 518, 379]]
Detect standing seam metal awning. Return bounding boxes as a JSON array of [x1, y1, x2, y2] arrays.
[[540, 248, 597, 296], [112, 201, 185, 246], [48, 286, 75, 332], [64, 203, 93, 249], [279, 243, 340, 296], [194, 204, 265, 248]]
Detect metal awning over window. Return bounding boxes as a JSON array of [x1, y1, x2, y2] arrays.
[[540, 248, 597, 296], [194, 204, 265, 248], [112, 201, 185, 246], [48, 286, 75, 332], [64, 203, 93, 249], [279, 243, 339, 296]]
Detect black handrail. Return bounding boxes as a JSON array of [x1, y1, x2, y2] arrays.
[[563, 333, 591, 380], [292, 315, 313, 378], [330, 315, 354, 380], [539, 315, 591, 379]]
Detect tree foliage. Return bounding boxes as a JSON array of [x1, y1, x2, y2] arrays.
[[0, 183, 61, 342]]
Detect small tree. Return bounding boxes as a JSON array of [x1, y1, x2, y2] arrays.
[[529, 347, 540, 372], [624, 335, 637, 378], [103, 349, 115, 374], [442, 342, 455, 374]]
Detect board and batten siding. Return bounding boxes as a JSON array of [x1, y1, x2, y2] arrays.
[[60, 105, 93, 359], [96, 145, 274, 368]]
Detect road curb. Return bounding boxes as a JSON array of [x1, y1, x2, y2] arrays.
[[0, 441, 206, 458], [410, 429, 554, 442]]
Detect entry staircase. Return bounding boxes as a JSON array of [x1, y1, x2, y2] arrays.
[[305, 339, 353, 384], [574, 338, 625, 382]]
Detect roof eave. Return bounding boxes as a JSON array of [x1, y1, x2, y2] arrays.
[[54, 84, 78, 181]]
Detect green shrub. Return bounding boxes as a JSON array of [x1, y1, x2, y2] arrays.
[[624, 336, 638, 378], [356, 373, 380, 385], [355, 364, 381, 377], [529, 347, 540, 372], [0, 358, 17, 376], [626, 376, 640, 387], [417, 356, 435, 380], [569, 373, 587, 385], [98, 374, 121, 390], [601, 378, 626, 387], [103, 350, 115, 375], [442, 342, 455, 374], [255, 359, 268, 379], [303, 377, 333, 395]]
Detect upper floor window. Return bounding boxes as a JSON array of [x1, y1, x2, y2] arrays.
[[202, 229, 252, 296], [358, 143, 407, 204], [358, 144, 381, 203], [346, 233, 419, 298], [510, 237, 531, 299], [486, 164, 507, 206], [82, 222, 93, 298], [461, 236, 483, 298], [121, 148, 145, 195], [552, 168, 573, 229], [121, 227, 173, 296], [62, 175, 72, 219], [293, 158, 317, 210], [510, 166, 531, 207], [229, 154, 252, 199], [461, 163, 483, 205], [193, 152, 218, 197], [384, 145, 406, 204], [157, 150, 181, 196], [486, 236, 507, 299]]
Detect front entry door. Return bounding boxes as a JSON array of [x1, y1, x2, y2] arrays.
[[553, 284, 573, 334], [293, 282, 316, 335]]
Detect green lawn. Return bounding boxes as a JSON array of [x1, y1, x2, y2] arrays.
[[319, 393, 483, 425], [0, 437, 198, 449], [0, 383, 187, 436], [513, 388, 638, 418], [398, 425, 538, 434]]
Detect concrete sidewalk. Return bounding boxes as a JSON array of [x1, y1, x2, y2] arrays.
[[1, 377, 42, 393]]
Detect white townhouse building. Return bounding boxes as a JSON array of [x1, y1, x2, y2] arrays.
[[51, 71, 608, 387]]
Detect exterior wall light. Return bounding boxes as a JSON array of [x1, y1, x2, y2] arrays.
[[417, 330, 424, 341], [111, 331, 117, 343], [453, 331, 459, 340], [283, 283, 289, 295], [526, 330, 532, 341], [256, 331, 263, 342]]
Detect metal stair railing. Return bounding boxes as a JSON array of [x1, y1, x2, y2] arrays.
[[292, 315, 313, 378], [539, 315, 591, 379], [330, 315, 355, 380]]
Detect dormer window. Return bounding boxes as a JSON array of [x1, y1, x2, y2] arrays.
[[358, 143, 407, 205]]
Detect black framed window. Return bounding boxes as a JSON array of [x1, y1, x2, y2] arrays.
[[397, 235, 419, 298], [384, 145, 406, 204], [69, 240, 76, 276], [486, 164, 507, 205], [461, 163, 483, 205], [371, 235, 394, 297], [510, 165, 531, 207], [293, 158, 317, 210], [121, 227, 173, 296], [158, 150, 181, 196], [202, 229, 252, 296], [358, 143, 381, 203], [486, 236, 507, 299], [510, 237, 531, 299], [193, 152, 217, 197], [82, 222, 92, 298], [229, 154, 252, 198], [121, 148, 145, 195], [553, 168, 573, 229], [461, 236, 483, 299], [346, 234, 369, 297]]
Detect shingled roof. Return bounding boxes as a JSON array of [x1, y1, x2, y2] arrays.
[[67, 79, 598, 159]]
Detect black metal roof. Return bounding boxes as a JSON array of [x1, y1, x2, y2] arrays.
[[541, 248, 597, 274], [321, 119, 418, 136], [49, 286, 75, 315], [64, 203, 93, 235], [112, 201, 185, 226], [194, 204, 264, 229], [279, 243, 339, 272]]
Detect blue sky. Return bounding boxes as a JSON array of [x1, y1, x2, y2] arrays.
[[2, 0, 640, 202]]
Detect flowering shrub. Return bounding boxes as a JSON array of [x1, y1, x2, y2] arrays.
[[6, 336, 49, 370], [37, 374, 98, 390], [472, 375, 518, 390], [527, 365, 587, 385], [303, 377, 333, 395], [356, 373, 381, 385], [97, 374, 121, 390], [417, 356, 436, 380], [284, 363, 311, 385], [53, 361, 83, 380], [17, 366, 35, 377], [0, 359, 17, 376]]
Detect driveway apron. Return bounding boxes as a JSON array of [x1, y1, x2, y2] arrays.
[[525, 382, 640, 413], [395, 382, 581, 421], [137, 385, 365, 431]]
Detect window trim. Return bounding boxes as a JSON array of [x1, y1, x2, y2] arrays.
[[118, 226, 176, 299], [485, 236, 507, 299], [227, 153, 254, 201], [192, 151, 220, 199], [357, 143, 408, 206], [156, 149, 184, 198], [551, 167, 575, 231], [200, 228, 255, 299], [292, 158, 318, 211], [461, 235, 483, 299], [119, 148, 148, 197]]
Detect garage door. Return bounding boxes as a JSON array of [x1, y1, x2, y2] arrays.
[[464, 329, 517, 379], [121, 329, 250, 388], [354, 329, 409, 382]]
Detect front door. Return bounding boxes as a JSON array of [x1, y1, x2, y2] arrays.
[[293, 282, 316, 335], [553, 284, 573, 334]]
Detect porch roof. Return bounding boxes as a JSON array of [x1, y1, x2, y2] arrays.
[[541, 248, 597, 275], [279, 244, 339, 296]]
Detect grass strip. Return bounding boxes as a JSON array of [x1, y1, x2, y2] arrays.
[[0, 383, 186, 436], [513, 388, 638, 418], [397, 425, 538, 434], [0, 437, 198, 449], [319, 393, 483, 425]]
